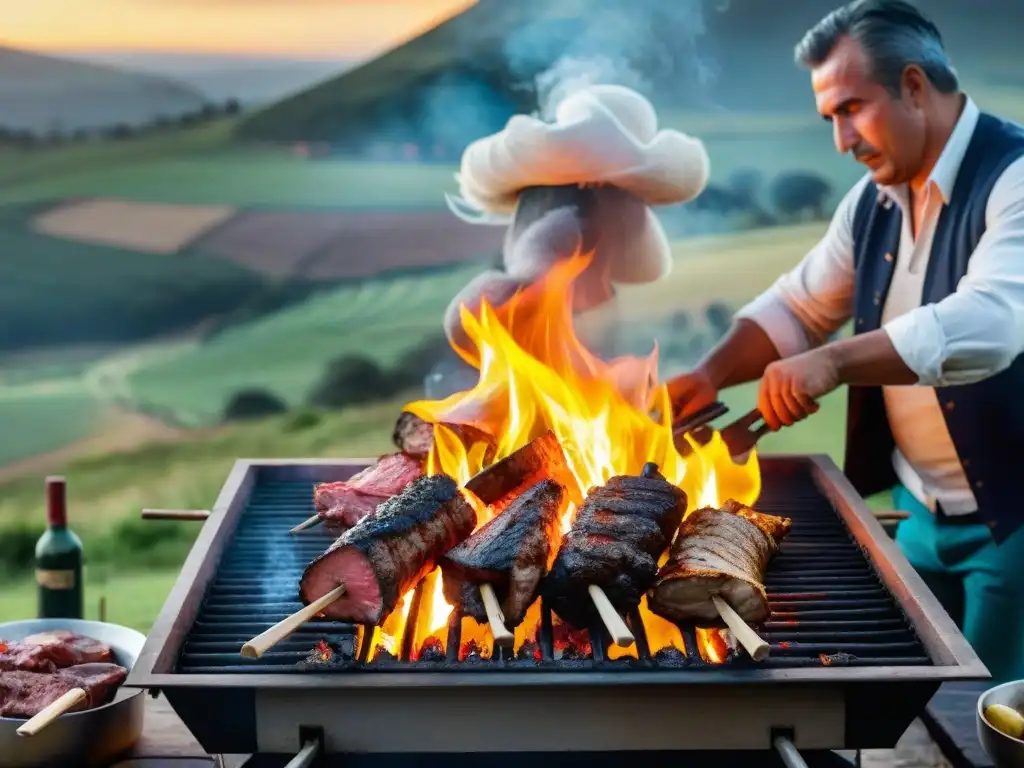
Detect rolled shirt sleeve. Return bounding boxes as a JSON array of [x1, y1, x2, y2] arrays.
[[882, 156, 1024, 386], [734, 176, 866, 358]]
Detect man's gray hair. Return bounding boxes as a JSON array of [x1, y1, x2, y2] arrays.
[[794, 0, 959, 96]]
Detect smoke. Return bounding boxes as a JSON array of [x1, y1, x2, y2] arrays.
[[502, 0, 718, 117]]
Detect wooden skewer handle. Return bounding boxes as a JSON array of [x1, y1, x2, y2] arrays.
[[141, 509, 210, 521], [289, 515, 322, 535], [479, 584, 514, 647], [16, 688, 87, 736], [711, 595, 770, 662], [241, 584, 346, 658], [284, 740, 321, 768], [587, 585, 635, 648]]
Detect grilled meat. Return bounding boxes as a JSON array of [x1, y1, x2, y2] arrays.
[[543, 472, 687, 629], [648, 499, 792, 626], [441, 479, 567, 627], [0, 631, 113, 673], [392, 411, 497, 464], [314, 452, 423, 530], [464, 430, 579, 514], [300, 474, 477, 625], [0, 662, 127, 718]]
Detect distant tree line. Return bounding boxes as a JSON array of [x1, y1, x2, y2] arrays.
[[0, 98, 243, 149], [662, 167, 834, 230], [220, 332, 457, 423]]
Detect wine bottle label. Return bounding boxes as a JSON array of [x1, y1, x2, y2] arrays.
[[36, 568, 76, 590]]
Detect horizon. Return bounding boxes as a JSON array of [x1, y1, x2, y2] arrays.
[[5, 0, 474, 59]]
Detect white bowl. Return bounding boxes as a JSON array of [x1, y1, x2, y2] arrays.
[[977, 679, 1024, 768]]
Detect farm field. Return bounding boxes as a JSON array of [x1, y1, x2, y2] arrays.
[[124, 223, 821, 424], [0, 387, 100, 466]]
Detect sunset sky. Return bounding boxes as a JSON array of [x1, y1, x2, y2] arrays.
[[4, 0, 475, 58]]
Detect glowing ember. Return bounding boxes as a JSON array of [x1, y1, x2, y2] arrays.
[[312, 640, 333, 662], [394, 252, 761, 660]]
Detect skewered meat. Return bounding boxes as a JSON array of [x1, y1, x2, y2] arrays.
[[441, 479, 567, 627], [0, 662, 127, 718], [392, 412, 435, 458], [392, 411, 497, 464], [543, 467, 687, 628], [464, 430, 580, 513], [300, 474, 477, 625], [0, 631, 113, 672], [314, 452, 423, 530], [648, 499, 792, 626]]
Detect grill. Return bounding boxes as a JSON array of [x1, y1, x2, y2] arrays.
[[127, 454, 986, 760]]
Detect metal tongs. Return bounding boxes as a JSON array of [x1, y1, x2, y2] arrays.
[[672, 403, 772, 458]]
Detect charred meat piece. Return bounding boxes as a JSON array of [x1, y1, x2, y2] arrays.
[[0, 662, 127, 718], [300, 474, 477, 625], [464, 430, 579, 514], [441, 479, 567, 628], [392, 411, 497, 464], [0, 631, 113, 672], [314, 452, 423, 530], [648, 499, 792, 627], [543, 472, 687, 629]]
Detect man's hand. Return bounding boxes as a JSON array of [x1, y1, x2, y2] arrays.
[[758, 348, 840, 431], [665, 368, 719, 422]]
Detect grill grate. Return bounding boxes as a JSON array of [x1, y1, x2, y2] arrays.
[[175, 464, 931, 674]]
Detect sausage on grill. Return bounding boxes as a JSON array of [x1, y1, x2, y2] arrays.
[[300, 474, 477, 625], [648, 499, 792, 626], [542, 469, 687, 629], [441, 479, 567, 628]]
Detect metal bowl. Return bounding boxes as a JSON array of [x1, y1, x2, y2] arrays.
[[0, 618, 147, 768], [977, 679, 1024, 768]]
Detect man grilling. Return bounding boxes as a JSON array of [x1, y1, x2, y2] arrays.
[[667, 0, 1024, 684]]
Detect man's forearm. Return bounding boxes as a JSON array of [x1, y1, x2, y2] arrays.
[[822, 329, 918, 386], [697, 318, 784, 389]]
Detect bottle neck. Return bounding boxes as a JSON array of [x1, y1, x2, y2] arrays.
[[46, 477, 67, 528]]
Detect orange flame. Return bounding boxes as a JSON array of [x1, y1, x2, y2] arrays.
[[392, 252, 760, 659]]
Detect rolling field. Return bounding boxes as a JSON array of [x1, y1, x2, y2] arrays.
[[0, 386, 100, 466], [124, 224, 822, 424]]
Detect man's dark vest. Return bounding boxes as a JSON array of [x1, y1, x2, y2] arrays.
[[846, 111, 1024, 544]]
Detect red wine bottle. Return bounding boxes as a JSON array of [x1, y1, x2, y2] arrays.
[[35, 476, 83, 619]]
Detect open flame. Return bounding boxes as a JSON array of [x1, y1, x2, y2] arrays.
[[385, 251, 760, 661]]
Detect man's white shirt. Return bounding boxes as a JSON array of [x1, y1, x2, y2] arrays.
[[736, 97, 1024, 515]]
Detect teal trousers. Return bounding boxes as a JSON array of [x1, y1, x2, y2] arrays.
[[893, 485, 1024, 684]]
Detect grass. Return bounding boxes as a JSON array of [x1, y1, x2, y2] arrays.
[[0, 128, 863, 210], [0, 387, 101, 466], [0, 213, 269, 352], [0, 568, 182, 630], [124, 223, 824, 425], [126, 266, 479, 423]]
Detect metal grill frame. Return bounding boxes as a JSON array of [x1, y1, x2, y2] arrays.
[[125, 455, 989, 754], [129, 454, 986, 689]]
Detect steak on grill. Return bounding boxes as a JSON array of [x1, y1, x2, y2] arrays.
[[314, 452, 423, 530], [543, 468, 687, 629], [441, 479, 567, 628], [300, 474, 477, 625], [0, 631, 113, 673], [0, 662, 127, 718], [648, 499, 792, 626]]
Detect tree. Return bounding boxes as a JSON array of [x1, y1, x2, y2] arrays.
[[770, 172, 833, 220], [307, 354, 395, 409], [704, 301, 733, 340], [222, 388, 289, 421]]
